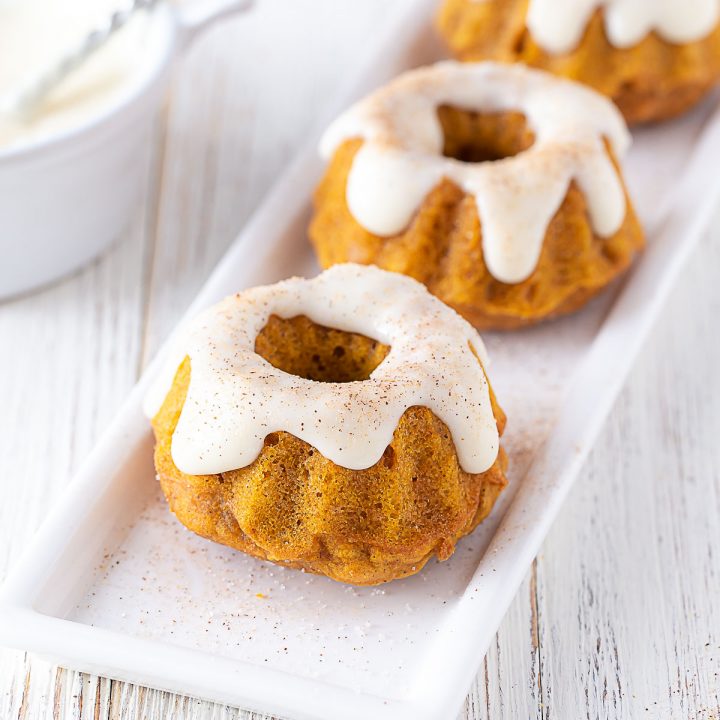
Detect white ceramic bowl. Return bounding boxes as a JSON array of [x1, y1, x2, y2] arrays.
[[0, 0, 251, 300]]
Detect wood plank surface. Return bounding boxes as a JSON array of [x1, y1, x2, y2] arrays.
[[1, 2, 718, 719]]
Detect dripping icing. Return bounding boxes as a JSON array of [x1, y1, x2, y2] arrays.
[[525, 0, 720, 54], [320, 61, 630, 284], [144, 264, 500, 476]]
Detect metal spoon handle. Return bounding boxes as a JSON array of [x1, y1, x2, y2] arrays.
[[2, 0, 159, 120]]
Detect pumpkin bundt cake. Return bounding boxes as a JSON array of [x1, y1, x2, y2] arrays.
[[309, 62, 644, 330], [436, 0, 720, 124], [145, 264, 508, 585]]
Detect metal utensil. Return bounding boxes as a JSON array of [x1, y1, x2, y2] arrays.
[[0, 0, 159, 120]]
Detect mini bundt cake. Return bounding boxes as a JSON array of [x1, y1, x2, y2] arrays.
[[436, 0, 720, 124], [145, 264, 508, 585], [309, 62, 644, 330]]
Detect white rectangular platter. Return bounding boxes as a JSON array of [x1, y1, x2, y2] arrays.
[[3, 1, 720, 719]]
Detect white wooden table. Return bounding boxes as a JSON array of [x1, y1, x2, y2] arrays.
[[1, 1, 719, 718]]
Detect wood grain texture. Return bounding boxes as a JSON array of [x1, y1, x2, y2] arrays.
[[533, 221, 720, 720], [1, 2, 719, 719]]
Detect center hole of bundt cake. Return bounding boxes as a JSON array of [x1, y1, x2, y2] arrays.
[[254, 315, 390, 383], [437, 107, 535, 163]]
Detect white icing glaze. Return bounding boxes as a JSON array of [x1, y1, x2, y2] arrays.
[[0, 0, 149, 149], [144, 264, 500, 476], [320, 62, 630, 285], [526, 0, 720, 54]]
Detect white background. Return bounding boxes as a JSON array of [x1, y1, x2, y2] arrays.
[[1, 1, 719, 718]]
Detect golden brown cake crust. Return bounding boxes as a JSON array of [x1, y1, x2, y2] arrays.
[[309, 111, 644, 330], [436, 0, 720, 124], [151, 315, 508, 586]]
